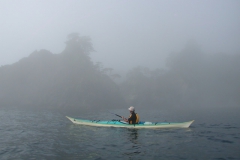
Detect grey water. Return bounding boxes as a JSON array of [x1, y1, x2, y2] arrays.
[[0, 107, 239, 160]]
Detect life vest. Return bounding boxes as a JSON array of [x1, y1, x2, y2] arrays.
[[129, 113, 140, 124], [136, 113, 140, 124]]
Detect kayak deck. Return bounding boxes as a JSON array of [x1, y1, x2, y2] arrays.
[[66, 116, 194, 129]]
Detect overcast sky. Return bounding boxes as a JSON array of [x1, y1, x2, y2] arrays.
[[0, 0, 240, 70]]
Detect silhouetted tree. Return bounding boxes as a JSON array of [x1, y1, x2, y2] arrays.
[[0, 33, 125, 110], [65, 32, 94, 56]]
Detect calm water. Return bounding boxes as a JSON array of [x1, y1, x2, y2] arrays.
[[0, 107, 239, 160]]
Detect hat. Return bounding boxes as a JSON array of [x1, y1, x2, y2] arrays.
[[128, 106, 135, 111]]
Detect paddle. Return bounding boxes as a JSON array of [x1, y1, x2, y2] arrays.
[[110, 112, 132, 124], [109, 112, 129, 123], [109, 112, 122, 118]]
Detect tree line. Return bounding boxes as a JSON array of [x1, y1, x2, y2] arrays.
[[0, 34, 239, 111], [120, 41, 240, 109]]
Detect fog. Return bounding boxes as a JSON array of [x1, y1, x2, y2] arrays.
[[0, 1, 240, 114], [1, 1, 240, 70]]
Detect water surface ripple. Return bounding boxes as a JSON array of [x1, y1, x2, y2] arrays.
[[0, 107, 239, 159]]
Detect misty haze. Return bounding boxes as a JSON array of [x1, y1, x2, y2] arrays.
[[0, 1, 239, 159]]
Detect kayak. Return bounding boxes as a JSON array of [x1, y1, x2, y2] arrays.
[[66, 116, 194, 129]]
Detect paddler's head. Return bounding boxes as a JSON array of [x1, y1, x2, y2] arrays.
[[128, 106, 135, 113]]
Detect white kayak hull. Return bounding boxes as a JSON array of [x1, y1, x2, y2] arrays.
[[66, 116, 194, 129]]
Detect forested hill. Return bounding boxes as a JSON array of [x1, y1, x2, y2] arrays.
[[0, 34, 125, 110], [120, 42, 240, 109]]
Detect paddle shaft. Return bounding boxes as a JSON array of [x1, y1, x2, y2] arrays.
[[110, 112, 122, 118], [110, 112, 129, 122], [114, 114, 122, 118]]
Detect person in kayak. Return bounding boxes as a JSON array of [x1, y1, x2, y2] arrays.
[[122, 106, 140, 124]]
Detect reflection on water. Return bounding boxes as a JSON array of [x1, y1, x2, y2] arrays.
[[123, 129, 142, 158], [127, 129, 138, 142]]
